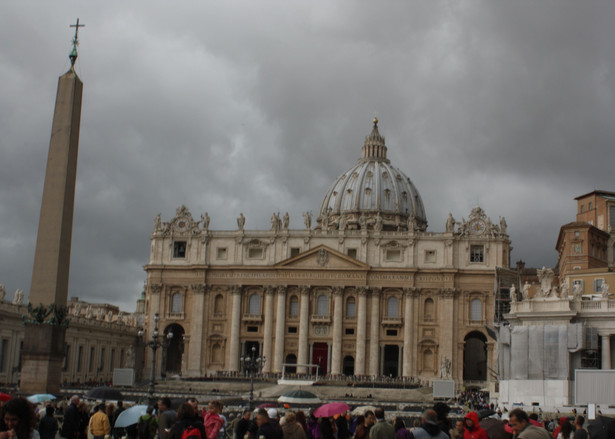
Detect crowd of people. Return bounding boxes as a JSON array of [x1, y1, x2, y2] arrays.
[[0, 395, 599, 439]]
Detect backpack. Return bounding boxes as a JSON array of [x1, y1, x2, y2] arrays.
[[183, 425, 203, 439], [138, 416, 153, 439]]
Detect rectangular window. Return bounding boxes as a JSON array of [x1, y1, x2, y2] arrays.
[[288, 327, 297, 334], [289, 301, 299, 317], [99, 348, 105, 372], [580, 205, 585, 213], [0, 339, 7, 373], [248, 247, 263, 259], [346, 301, 356, 318], [345, 328, 355, 335], [77, 346, 84, 372], [385, 249, 401, 261], [347, 248, 357, 259], [589, 202, 593, 210], [247, 326, 258, 333], [216, 248, 227, 259], [89, 347, 95, 372], [609, 205, 615, 230], [386, 329, 398, 337], [290, 247, 300, 258], [62, 344, 70, 371], [470, 245, 484, 263], [425, 250, 436, 263], [594, 279, 604, 293], [173, 241, 186, 258]]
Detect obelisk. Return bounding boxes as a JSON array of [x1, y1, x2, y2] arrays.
[[21, 20, 85, 394]]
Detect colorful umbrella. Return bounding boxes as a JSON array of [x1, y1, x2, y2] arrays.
[[278, 390, 321, 405], [0, 393, 11, 402], [313, 402, 351, 418], [350, 405, 378, 417], [26, 394, 56, 403]]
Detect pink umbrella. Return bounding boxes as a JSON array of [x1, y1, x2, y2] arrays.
[[313, 402, 351, 418]]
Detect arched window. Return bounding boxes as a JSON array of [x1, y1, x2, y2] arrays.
[[424, 298, 435, 321], [387, 297, 399, 318], [212, 343, 222, 363], [423, 349, 433, 372], [317, 295, 328, 316], [470, 298, 482, 321], [346, 297, 356, 318], [214, 294, 224, 314], [289, 295, 299, 317], [171, 293, 182, 313], [249, 294, 261, 315]]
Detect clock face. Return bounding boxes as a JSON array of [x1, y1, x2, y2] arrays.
[[470, 220, 486, 235], [176, 220, 187, 231]]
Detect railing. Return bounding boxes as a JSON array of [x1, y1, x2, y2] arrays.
[[242, 313, 262, 322], [580, 299, 615, 312], [311, 315, 331, 323]]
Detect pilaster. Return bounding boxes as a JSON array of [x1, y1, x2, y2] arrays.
[[355, 287, 368, 375], [330, 286, 344, 375]]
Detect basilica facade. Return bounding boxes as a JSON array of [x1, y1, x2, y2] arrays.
[[142, 120, 512, 388]]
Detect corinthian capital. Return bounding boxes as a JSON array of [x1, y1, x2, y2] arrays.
[[191, 283, 207, 294]]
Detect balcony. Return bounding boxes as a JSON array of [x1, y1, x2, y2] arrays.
[[242, 313, 263, 323], [310, 314, 331, 324], [381, 317, 403, 327]]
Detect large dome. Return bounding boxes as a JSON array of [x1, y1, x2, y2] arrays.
[[317, 119, 427, 232]]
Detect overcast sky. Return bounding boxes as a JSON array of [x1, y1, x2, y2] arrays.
[[1, 1, 614, 311]]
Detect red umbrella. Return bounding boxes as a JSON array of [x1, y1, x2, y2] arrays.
[[313, 402, 351, 418], [0, 393, 11, 402]]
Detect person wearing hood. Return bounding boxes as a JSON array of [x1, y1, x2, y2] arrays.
[[463, 412, 487, 439], [282, 412, 305, 439], [408, 410, 448, 439]]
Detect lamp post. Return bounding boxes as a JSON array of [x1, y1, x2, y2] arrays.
[[240, 346, 265, 410], [138, 313, 173, 404]]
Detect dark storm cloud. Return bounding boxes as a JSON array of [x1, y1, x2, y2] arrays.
[[1, 1, 614, 310]]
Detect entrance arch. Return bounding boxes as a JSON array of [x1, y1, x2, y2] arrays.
[[285, 354, 297, 374], [383, 345, 399, 377], [464, 331, 487, 381], [164, 324, 185, 375]]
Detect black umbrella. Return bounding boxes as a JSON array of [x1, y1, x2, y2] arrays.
[[85, 386, 123, 401], [587, 416, 615, 439]]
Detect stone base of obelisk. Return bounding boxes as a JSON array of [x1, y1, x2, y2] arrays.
[[20, 325, 66, 394]]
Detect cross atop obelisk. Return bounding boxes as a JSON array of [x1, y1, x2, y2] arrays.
[[69, 18, 85, 67], [21, 21, 85, 393]]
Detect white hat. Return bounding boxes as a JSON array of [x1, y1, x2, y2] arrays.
[[267, 408, 278, 419]]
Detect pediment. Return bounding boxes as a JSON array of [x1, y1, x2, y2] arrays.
[[276, 245, 370, 270]]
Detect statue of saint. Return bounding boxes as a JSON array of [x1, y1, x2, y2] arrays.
[[445, 213, 455, 233], [374, 214, 383, 232], [560, 281, 569, 298], [500, 217, 507, 234], [510, 284, 517, 303], [522, 282, 531, 300], [237, 213, 245, 230], [201, 212, 210, 230], [283, 212, 290, 230], [12, 289, 24, 305], [0, 284, 5, 302], [154, 214, 162, 232], [303, 211, 312, 230], [601, 282, 610, 298], [338, 214, 347, 232]]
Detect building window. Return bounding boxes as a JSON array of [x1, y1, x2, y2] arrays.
[[347, 248, 357, 259], [249, 294, 261, 315], [385, 249, 401, 261], [173, 241, 186, 258], [346, 297, 356, 318], [425, 250, 436, 263], [470, 245, 484, 263], [290, 247, 300, 258], [216, 248, 227, 259], [247, 326, 258, 333], [89, 347, 95, 372], [77, 346, 84, 372], [171, 292, 183, 313], [214, 294, 224, 314], [423, 298, 435, 321], [248, 247, 263, 259], [609, 205, 615, 230], [288, 327, 297, 334], [580, 205, 585, 213], [316, 295, 328, 316], [589, 202, 593, 210], [386, 329, 398, 336], [387, 297, 399, 318], [289, 296, 299, 317], [345, 328, 355, 335], [594, 279, 604, 293], [470, 298, 482, 321]]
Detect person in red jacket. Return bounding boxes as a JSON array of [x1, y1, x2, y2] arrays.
[[463, 412, 487, 439]]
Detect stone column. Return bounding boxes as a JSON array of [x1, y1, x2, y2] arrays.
[[188, 284, 207, 377], [228, 286, 242, 372], [297, 286, 310, 374], [274, 285, 287, 374], [262, 286, 275, 373], [355, 287, 368, 375], [402, 287, 415, 377], [330, 286, 344, 375], [369, 288, 381, 376], [602, 334, 611, 369]]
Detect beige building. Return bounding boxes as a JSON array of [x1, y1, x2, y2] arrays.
[[0, 292, 139, 386], [143, 120, 512, 389]]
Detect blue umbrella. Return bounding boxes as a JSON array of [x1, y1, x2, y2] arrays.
[[27, 394, 56, 403], [114, 405, 149, 428]]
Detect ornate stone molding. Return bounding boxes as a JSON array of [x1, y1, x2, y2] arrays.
[[191, 283, 207, 294], [150, 283, 163, 294], [440, 288, 458, 298], [357, 286, 368, 297], [332, 286, 344, 297], [403, 287, 419, 297], [230, 285, 243, 296], [265, 285, 276, 296], [370, 287, 382, 297], [277, 285, 288, 295], [22, 303, 69, 328], [299, 285, 311, 295]]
